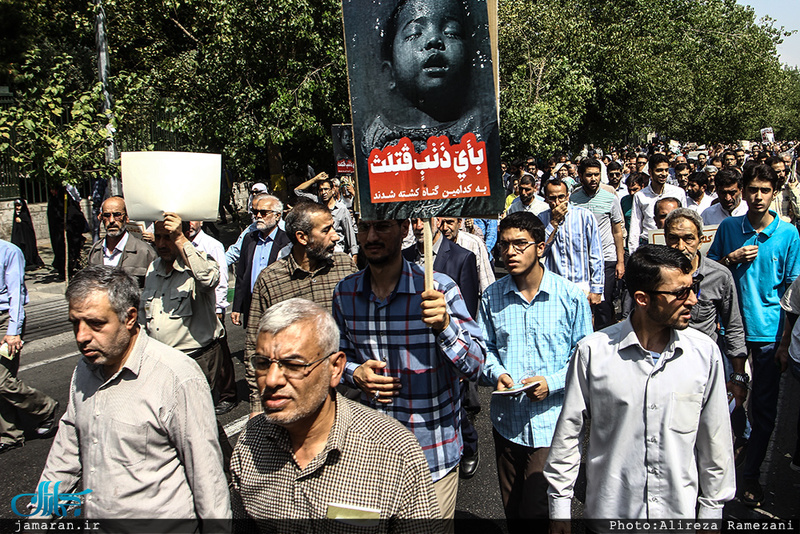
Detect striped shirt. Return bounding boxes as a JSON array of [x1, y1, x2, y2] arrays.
[[332, 260, 486, 481], [478, 270, 591, 448], [539, 205, 605, 295], [569, 188, 624, 262]]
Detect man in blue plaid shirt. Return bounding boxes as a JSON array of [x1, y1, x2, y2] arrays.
[[332, 218, 486, 522], [477, 212, 591, 527]]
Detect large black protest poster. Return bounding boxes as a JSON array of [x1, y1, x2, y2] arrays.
[[342, 0, 503, 220]]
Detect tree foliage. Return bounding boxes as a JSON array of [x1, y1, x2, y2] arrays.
[[1, 0, 799, 187]]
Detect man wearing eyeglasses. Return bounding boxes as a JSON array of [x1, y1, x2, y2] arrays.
[[477, 212, 591, 528], [231, 194, 291, 329], [545, 245, 735, 530], [230, 298, 441, 526], [664, 208, 749, 453], [538, 178, 605, 308], [87, 196, 156, 287]]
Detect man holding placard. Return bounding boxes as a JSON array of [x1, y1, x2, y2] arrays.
[[332, 218, 485, 522], [140, 213, 224, 396]]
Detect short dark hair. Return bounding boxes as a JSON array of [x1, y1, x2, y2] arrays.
[[498, 212, 545, 244], [607, 161, 622, 172], [765, 155, 784, 169], [648, 153, 670, 169], [578, 158, 602, 176], [674, 162, 690, 174], [284, 202, 331, 245], [625, 245, 693, 298], [518, 173, 536, 187], [743, 163, 779, 190], [543, 179, 567, 196], [714, 168, 741, 190], [626, 172, 650, 189], [66, 265, 141, 323], [687, 172, 708, 189]]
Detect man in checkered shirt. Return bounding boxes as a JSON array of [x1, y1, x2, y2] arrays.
[[332, 218, 486, 524], [230, 298, 440, 530]]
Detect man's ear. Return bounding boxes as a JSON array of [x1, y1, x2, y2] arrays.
[[329, 351, 346, 387], [382, 61, 396, 90], [296, 231, 310, 247], [633, 290, 650, 309], [125, 307, 138, 330]]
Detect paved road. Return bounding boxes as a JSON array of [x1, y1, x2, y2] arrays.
[[1, 306, 798, 530]]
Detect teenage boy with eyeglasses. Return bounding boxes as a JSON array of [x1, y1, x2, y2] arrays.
[[477, 211, 591, 529], [86, 196, 156, 287]]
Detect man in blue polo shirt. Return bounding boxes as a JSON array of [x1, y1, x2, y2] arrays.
[[707, 163, 800, 507]]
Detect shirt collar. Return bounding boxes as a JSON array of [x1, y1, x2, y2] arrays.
[[254, 226, 279, 244], [359, 258, 418, 299], [618, 315, 684, 362], [89, 328, 147, 384], [286, 246, 333, 277], [103, 231, 129, 256], [740, 210, 780, 237], [503, 265, 555, 301], [259, 392, 351, 474]]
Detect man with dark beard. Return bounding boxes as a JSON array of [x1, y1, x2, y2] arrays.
[[545, 245, 735, 528], [87, 196, 156, 287], [245, 201, 357, 417]]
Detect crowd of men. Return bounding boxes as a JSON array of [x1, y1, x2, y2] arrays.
[[0, 139, 799, 532]]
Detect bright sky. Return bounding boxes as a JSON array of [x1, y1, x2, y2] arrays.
[[738, 0, 800, 68]]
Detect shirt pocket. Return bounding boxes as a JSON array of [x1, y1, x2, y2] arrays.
[[669, 392, 703, 434], [141, 289, 156, 320], [109, 419, 148, 467], [166, 287, 193, 318]]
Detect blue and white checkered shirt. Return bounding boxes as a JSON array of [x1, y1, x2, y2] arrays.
[[332, 260, 486, 481], [478, 270, 591, 448]]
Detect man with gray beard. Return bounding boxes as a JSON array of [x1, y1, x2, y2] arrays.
[[87, 196, 156, 287]]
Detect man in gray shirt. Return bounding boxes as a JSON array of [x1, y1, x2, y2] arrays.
[[663, 208, 749, 442], [37, 266, 230, 526]]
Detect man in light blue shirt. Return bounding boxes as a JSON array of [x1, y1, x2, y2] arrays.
[[707, 163, 800, 507], [477, 212, 591, 525], [0, 239, 58, 454]]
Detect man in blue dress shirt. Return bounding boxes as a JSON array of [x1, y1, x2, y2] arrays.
[[0, 239, 58, 454], [477, 212, 591, 526]]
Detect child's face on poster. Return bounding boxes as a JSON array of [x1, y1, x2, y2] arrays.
[[389, 0, 468, 107]]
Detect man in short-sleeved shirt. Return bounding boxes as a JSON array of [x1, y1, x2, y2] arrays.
[[570, 158, 626, 329]]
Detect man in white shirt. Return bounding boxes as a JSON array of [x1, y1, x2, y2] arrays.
[[686, 172, 713, 215], [628, 153, 687, 252], [701, 168, 748, 226], [185, 221, 238, 415], [545, 245, 735, 529], [506, 174, 548, 216]]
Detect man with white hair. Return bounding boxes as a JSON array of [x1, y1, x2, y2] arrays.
[[230, 298, 440, 528]]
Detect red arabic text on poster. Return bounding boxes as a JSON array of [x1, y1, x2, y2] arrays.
[[368, 133, 491, 203]]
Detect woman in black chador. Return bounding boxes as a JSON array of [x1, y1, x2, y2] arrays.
[[11, 199, 44, 270]]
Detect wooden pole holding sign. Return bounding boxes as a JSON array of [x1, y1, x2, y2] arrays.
[[423, 219, 434, 291]]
